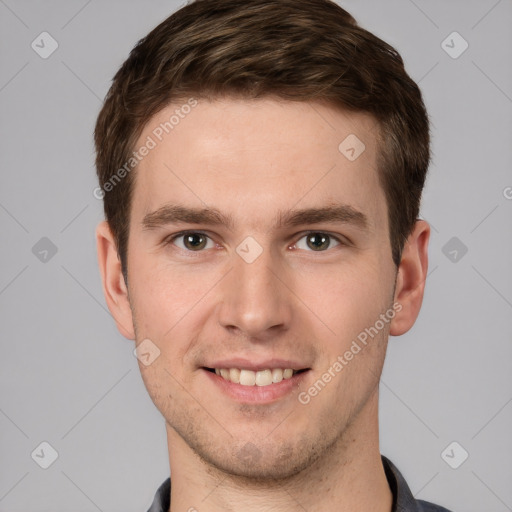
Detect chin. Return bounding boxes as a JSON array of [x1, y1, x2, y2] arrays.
[[196, 436, 325, 482]]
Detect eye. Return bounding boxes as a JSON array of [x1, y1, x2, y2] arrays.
[[293, 232, 341, 252], [168, 231, 215, 251]]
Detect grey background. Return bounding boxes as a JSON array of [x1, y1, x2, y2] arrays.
[[0, 0, 511, 511]]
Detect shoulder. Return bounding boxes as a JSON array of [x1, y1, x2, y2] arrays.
[[416, 499, 453, 512], [381, 455, 454, 512], [146, 477, 171, 512]]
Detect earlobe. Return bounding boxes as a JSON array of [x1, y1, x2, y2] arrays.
[[389, 220, 430, 336], [96, 221, 135, 339]]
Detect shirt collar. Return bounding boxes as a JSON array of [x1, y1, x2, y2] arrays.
[[381, 454, 420, 512]]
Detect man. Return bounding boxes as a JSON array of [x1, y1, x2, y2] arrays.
[[94, 0, 452, 510]]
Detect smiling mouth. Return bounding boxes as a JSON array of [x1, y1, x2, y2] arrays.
[[203, 367, 309, 386]]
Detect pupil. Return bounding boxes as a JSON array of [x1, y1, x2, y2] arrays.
[[185, 234, 206, 250], [308, 233, 329, 251]]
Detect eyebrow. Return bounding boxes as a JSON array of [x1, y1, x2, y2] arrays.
[[141, 203, 369, 231]]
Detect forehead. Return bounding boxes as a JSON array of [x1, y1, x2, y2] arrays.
[[131, 97, 386, 232]]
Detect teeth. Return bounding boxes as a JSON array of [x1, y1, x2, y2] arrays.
[[255, 369, 272, 386], [239, 369, 256, 386], [229, 368, 241, 384], [214, 368, 298, 386], [272, 368, 283, 383]]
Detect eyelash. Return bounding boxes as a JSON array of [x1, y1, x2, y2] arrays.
[[164, 230, 348, 253]]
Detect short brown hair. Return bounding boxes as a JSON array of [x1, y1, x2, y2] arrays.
[[94, 0, 430, 280]]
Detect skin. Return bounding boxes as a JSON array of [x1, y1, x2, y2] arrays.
[[96, 97, 429, 512]]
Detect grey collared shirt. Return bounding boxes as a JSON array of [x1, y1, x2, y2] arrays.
[[146, 455, 453, 512]]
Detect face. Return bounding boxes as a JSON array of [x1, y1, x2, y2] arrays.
[[103, 98, 410, 479]]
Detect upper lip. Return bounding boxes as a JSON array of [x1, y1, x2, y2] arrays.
[[203, 358, 310, 371]]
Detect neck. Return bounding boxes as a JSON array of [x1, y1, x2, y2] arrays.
[[166, 391, 392, 512]]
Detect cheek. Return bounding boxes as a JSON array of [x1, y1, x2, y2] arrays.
[[297, 261, 391, 349], [128, 254, 221, 377], [128, 252, 210, 332]]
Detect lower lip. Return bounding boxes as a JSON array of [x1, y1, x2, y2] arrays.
[[202, 368, 310, 403]]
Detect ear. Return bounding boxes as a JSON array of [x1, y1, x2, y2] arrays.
[[96, 221, 135, 339], [389, 220, 430, 336]]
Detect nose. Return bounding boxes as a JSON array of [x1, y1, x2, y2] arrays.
[[216, 244, 293, 339]]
